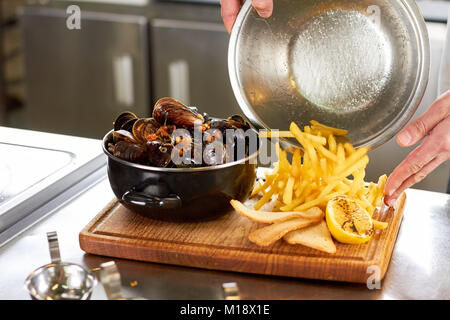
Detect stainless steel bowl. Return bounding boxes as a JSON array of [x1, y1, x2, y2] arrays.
[[25, 263, 96, 300], [24, 231, 97, 300], [228, 0, 430, 148]]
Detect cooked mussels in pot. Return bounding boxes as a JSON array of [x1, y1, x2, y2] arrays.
[[108, 97, 255, 168], [153, 97, 205, 129]]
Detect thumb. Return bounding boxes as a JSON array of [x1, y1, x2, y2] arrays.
[[252, 0, 273, 18]]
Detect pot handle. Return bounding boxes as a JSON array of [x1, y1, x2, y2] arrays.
[[122, 190, 182, 209]]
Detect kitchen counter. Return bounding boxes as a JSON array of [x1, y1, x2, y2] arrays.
[[0, 167, 448, 300]]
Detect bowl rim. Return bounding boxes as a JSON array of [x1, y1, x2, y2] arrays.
[[103, 130, 260, 173], [228, 0, 430, 149], [24, 262, 96, 300]]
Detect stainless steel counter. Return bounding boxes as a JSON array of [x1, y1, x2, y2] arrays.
[[0, 127, 106, 252], [0, 172, 448, 300]]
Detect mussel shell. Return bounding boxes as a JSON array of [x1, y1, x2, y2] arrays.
[[153, 97, 204, 129], [107, 143, 115, 154], [154, 97, 190, 112], [113, 130, 137, 144], [146, 140, 173, 168], [209, 116, 250, 131], [132, 118, 161, 144], [113, 141, 148, 163], [209, 116, 253, 148], [120, 118, 138, 133], [227, 115, 251, 130], [209, 119, 236, 131], [114, 111, 138, 132], [209, 120, 242, 147]]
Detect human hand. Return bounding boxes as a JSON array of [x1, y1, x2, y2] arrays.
[[384, 91, 450, 206], [221, 0, 274, 34]]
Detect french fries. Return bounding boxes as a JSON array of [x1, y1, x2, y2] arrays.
[[310, 120, 348, 136], [251, 121, 386, 217], [231, 120, 389, 254], [258, 131, 294, 138]]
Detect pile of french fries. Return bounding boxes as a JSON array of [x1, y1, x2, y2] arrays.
[[253, 121, 387, 216], [231, 121, 388, 254]]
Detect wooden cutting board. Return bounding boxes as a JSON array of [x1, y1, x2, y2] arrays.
[[79, 193, 405, 283]]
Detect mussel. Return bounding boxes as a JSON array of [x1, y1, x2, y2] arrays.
[[113, 141, 148, 164], [114, 111, 138, 132], [120, 118, 138, 133], [132, 118, 161, 144], [228, 115, 251, 130], [153, 97, 204, 129], [209, 120, 234, 132], [113, 130, 137, 144], [209, 115, 251, 132], [146, 140, 173, 168]]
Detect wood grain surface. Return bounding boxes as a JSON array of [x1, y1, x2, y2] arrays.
[[79, 193, 405, 283]]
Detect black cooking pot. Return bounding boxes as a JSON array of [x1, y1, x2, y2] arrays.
[[103, 131, 258, 221]]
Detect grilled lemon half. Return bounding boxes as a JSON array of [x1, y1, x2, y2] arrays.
[[326, 195, 374, 245]]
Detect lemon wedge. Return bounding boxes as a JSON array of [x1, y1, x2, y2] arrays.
[[326, 195, 374, 245]]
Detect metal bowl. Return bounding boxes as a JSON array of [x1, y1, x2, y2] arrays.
[[228, 0, 430, 148], [25, 263, 96, 300]]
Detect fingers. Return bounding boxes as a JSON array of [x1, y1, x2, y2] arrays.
[[221, 0, 242, 34], [384, 156, 444, 206], [385, 116, 450, 206], [252, 0, 274, 18], [385, 134, 440, 198], [221, 0, 274, 34], [397, 91, 450, 147]]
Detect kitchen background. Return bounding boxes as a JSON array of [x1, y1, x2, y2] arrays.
[[0, 0, 449, 193]]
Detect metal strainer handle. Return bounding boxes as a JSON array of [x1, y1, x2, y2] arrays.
[[99, 261, 123, 300], [46, 231, 61, 264]]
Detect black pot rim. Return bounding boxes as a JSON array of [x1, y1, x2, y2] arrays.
[[103, 130, 259, 173]]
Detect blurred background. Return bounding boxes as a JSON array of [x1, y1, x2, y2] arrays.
[[0, 0, 449, 193]]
